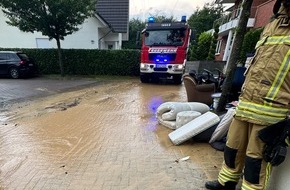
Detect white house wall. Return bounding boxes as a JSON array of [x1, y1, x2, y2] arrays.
[[0, 10, 120, 50], [60, 17, 101, 49], [0, 10, 44, 48]]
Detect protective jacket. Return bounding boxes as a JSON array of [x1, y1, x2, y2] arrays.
[[235, 6, 290, 125], [216, 5, 290, 190]]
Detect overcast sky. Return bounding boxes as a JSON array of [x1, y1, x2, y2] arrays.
[[130, 0, 215, 21]]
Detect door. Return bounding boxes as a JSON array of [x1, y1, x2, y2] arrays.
[[0, 53, 8, 75]]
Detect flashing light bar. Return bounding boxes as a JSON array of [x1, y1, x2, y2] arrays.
[[181, 16, 186, 22], [148, 17, 155, 23]]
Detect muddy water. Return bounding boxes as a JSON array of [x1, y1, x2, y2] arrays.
[[0, 79, 223, 190]]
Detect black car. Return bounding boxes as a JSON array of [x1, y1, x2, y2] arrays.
[[0, 51, 38, 79]]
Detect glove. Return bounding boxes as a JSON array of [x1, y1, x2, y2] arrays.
[[263, 143, 287, 166]]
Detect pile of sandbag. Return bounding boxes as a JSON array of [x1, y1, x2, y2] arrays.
[[156, 101, 235, 149]]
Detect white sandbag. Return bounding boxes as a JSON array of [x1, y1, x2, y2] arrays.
[[176, 111, 201, 129], [158, 120, 176, 130], [168, 111, 220, 145], [267, 147, 290, 190], [157, 102, 209, 121], [209, 108, 235, 143]]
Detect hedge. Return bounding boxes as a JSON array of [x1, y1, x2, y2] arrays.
[[0, 48, 141, 76]]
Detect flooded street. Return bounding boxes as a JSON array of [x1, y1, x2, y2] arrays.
[[0, 78, 223, 190]]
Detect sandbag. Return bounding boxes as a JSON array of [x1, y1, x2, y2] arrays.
[[157, 102, 209, 121], [176, 111, 201, 129], [209, 108, 235, 143], [158, 120, 176, 130], [168, 111, 220, 145], [159, 110, 202, 130]]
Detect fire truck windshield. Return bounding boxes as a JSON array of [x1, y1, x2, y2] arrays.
[[144, 29, 185, 46]]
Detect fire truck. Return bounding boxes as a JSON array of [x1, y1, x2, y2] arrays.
[[139, 16, 192, 84]]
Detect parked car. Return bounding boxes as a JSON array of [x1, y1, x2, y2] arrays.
[[0, 51, 38, 79]]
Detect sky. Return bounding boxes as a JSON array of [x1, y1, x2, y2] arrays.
[[129, 0, 215, 21]]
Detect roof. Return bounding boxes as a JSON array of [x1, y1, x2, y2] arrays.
[[96, 0, 129, 33]]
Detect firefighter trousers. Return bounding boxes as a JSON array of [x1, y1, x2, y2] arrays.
[[217, 117, 272, 190]]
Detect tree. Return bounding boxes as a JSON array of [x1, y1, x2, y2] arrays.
[[239, 27, 263, 64], [122, 18, 145, 49], [151, 15, 176, 23], [189, 32, 212, 61], [0, 0, 96, 76], [207, 22, 220, 61], [216, 0, 254, 112], [188, 2, 224, 40]]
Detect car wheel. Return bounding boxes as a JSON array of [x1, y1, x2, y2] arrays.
[[9, 67, 20, 79]]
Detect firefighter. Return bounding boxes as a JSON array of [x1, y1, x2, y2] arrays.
[[205, 0, 290, 189]]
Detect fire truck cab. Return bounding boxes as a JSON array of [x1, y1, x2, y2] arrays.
[[139, 16, 192, 84]]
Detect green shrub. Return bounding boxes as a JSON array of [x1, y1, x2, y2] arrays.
[[239, 28, 263, 64], [0, 48, 140, 76]]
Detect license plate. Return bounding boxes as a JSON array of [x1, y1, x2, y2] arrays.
[[156, 64, 166, 68], [29, 64, 33, 66]]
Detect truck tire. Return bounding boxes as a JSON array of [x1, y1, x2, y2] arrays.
[[173, 75, 183, 84], [140, 74, 150, 83]]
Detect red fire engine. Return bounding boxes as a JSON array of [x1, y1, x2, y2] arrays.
[[139, 16, 192, 84]]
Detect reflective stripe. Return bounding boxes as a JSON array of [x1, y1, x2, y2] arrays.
[[236, 100, 288, 124], [218, 165, 241, 184], [264, 163, 272, 190], [236, 108, 286, 124], [241, 182, 258, 190], [286, 137, 290, 146], [238, 101, 288, 117], [255, 36, 267, 48], [264, 36, 290, 45], [265, 48, 290, 106], [256, 35, 290, 48]]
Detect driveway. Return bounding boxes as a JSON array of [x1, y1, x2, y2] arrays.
[[0, 77, 223, 190]]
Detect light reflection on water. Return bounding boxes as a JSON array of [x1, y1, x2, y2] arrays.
[[147, 96, 163, 115], [146, 96, 164, 131]]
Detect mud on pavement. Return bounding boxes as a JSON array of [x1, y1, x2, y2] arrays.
[[0, 78, 223, 190]]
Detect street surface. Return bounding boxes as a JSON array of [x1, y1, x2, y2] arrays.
[[0, 77, 223, 190]]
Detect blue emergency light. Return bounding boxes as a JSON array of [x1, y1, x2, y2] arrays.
[[155, 56, 169, 63], [148, 17, 155, 23], [181, 16, 186, 22]]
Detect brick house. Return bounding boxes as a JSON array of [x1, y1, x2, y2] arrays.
[[215, 0, 275, 62], [0, 0, 129, 50]]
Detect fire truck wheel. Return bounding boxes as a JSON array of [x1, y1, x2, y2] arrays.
[[140, 75, 150, 83], [173, 75, 182, 84]]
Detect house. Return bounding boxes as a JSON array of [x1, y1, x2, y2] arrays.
[[214, 0, 275, 62], [0, 0, 129, 50]]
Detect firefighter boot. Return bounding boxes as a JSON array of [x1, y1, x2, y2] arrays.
[[205, 180, 237, 190]]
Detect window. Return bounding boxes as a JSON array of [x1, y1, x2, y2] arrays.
[[7, 53, 16, 60], [215, 40, 222, 54], [0, 53, 7, 60], [144, 29, 185, 46]]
